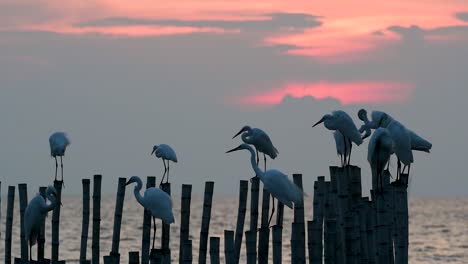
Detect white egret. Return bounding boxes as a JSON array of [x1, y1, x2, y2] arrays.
[[233, 126, 278, 171], [368, 128, 393, 191], [151, 144, 178, 185], [226, 144, 303, 226], [49, 132, 70, 183], [383, 116, 414, 179], [126, 176, 175, 250], [313, 110, 363, 166], [24, 186, 58, 261], [358, 109, 432, 153], [333, 130, 351, 167]]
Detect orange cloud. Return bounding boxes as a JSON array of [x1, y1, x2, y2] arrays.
[[237, 81, 414, 107]]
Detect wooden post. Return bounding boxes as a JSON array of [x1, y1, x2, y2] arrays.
[[308, 220, 322, 263], [393, 174, 409, 264], [330, 167, 346, 264], [292, 174, 305, 264], [249, 177, 260, 263], [358, 198, 369, 264], [245, 231, 256, 264], [51, 180, 63, 263], [128, 252, 139, 264], [179, 184, 192, 264], [92, 175, 102, 264], [5, 186, 15, 264], [149, 249, 162, 264], [182, 240, 192, 264], [160, 183, 171, 264], [324, 218, 337, 264], [80, 179, 91, 264], [209, 237, 220, 264], [198, 181, 214, 264], [38, 187, 47, 261], [18, 183, 28, 263], [234, 180, 248, 263], [258, 188, 270, 264], [107, 177, 127, 264], [375, 174, 391, 264], [142, 177, 156, 264], [224, 231, 235, 264], [271, 226, 282, 264]]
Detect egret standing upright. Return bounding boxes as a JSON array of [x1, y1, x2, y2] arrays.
[[151, 144, 178, 186], [226, 144, 303, 226], [49, 132, 70, 183], [313, 111, 363, 166], [232, 125, 278, 171], [125, 176, 175, 250], [24, 186, 58, 261], [367, 128, 394, 191], [333, 130, 351, 167]]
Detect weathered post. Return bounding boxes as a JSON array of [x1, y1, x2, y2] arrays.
[[18, 183, 28, 263], [234, 180, 248, 263], [38, 187, 47, 261], [5, 186, 15, 264], [249, 177, 260, 262], [374, 171, 391, 264], [179, 184, 192, 264], [224, 231, 235, 264], [182, 240, 192, 264], [292, 174, 306, 264], [51, 180, 63, 263], [80, 179, 91, 264], [142, 177, 156, 264], [330, 167, 347, 264], [393, 174, 409, 264], [310, 177, 326, 263], [198, 181, 214, 264], [245, 231, 256, 264], [128, 252, 139, 264], [209, 237, 220, 264], [160, 183, 171, 264], [92, 175, 102, 264], [258, 188, 270, 264], [107, 177, 127, 264], [358, 197, 370, 264], [324, 218, 337, 264], [272, 201, 284, 264]]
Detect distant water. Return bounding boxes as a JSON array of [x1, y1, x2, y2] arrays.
[[0, 195, 467, 263]]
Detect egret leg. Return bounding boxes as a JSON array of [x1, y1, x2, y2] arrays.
[[256, 149, 260, 166], [167, 161, 170, 184], [268, 196, 276, 227], [397, 158, 401, 180], [407, 164, 411, 175], [342, 133, 347, 166], [340, 154, 343, 167], [264, 154, 267, 172], [348, 140, 352, 165], [30, 242, 32, 262], [160, 159, 167, 186], [60, 156, 64, 186], [54, 157, 58, 181], [152, 217, 157, 250]]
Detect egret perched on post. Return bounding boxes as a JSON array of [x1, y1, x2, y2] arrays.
[[49, 132, 70, 184], [125, 176, 175, 250], [368, 128, 393, 191], [226, 144, 303, 226], [313, 111, 363, 166], [232, 125, 278, 171], [151, 144, 178, 186], [334, 130, 351, 167], [24, 186, 59, 262]]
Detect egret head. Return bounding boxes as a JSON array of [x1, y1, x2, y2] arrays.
[[357, 109, 368, 122], [312, 114, 332, 128], [233, 126, 252, 139], [151, 145, 159, 155], [46, 185, 57, 198], [126, 176, 140, 186], [226, 143, 250, 154]]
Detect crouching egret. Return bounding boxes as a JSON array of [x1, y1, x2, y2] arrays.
[[24, 186, 59, 261], [313, 110, 363, 166], [49, 132, 70, 184], [151, 144, 178, 186], [226, 144, 302, 226], [126, 176, 175, 250], [368, 128, 393, 191], [233, 125, 279, 171]]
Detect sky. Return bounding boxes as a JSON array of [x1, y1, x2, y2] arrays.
[[1, 0, 468, 197]]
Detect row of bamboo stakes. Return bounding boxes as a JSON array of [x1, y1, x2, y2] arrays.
[[0, 165, 409, 264]]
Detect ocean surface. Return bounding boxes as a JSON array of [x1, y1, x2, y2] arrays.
[[0, 195, 467, 263]]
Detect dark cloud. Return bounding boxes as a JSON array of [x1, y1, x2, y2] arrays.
[[372, 30, 385, 36], [75, 13, 322, 33], [455, 12, 468, 22]]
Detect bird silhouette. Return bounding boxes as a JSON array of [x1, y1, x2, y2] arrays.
[[126, 176, 175, 250], [151, 144, 178, 186], [226, 143, 302, 226], [49, 132, 70, 184], [368, 128, 394, 191], [334, 130, 351, 167], [24, 186, 59, 261]]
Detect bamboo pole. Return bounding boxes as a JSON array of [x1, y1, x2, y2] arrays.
[[245, 231, 256, 264], [292, 174, 305, 264], [149, 249, 162, 264], [92, 175, 102, 264], [80, 179, 91, 264], [5, 186, 15, 264], [324, 218, 337, 264], [198, 181, 214, 264], [375, 187, 390, 264], [249, 177, 260, 263], [359, 198, 369, 264], [258, 188, 270, 264], [271, 226, 282, 264], [179, 184, 192, 264], [311, 177, 326, 264], [209, 237, 220, 264], [308, 220, 322, 263], [108, 177, 127, 263], [142, 177, 156, 264], [18, 183, 28, 263], [38, 187, 47, 261], [224, 231, 235, 264], [159, 183, 171, 264], [330, 167, 346, 264], [182, 240, 192, 264], [51, 180, 63, 263], [393, 174, 409, 264], [234, 180, 248, 263], [128, 252, 139, 264]]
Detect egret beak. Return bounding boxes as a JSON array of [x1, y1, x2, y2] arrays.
[[232, 128, 245, 139], [312, 117, 325, 128], [362, 133, 371, 140], [226, 146, 242, 154], [125, 180, 132, 186], [151, 149, 155, 155]]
